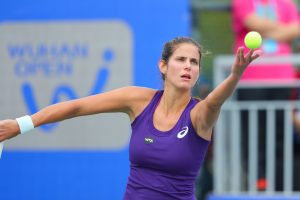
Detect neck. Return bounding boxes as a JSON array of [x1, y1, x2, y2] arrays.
[[160, 87, 191, 116]]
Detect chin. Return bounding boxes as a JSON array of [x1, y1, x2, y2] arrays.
[[177, 84, 193, 91]]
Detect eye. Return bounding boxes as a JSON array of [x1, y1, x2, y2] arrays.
[[191, 59, 198, 65]]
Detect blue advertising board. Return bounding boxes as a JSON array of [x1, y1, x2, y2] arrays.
[[0, 0, 190, 199]]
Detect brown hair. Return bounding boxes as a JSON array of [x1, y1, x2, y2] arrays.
[[160, 37, 202, 80]]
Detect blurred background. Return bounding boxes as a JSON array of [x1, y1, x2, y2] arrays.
[[1, 0, 300, 199]]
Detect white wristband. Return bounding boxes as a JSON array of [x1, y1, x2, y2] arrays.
[[16, 115, 35, 134]]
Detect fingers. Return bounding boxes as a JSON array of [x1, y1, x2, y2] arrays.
[[237, 47, 250, 63], [237, 47, 244, 63], [252, 50, 262, 60], [236, 47, 261, 64], [246, 49, 254, 63], [246, 49, 261, 63]]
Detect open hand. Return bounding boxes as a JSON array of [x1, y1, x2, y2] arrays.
[[232, 47, 261, 77]]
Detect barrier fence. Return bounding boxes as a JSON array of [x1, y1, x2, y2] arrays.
[[209, 54, 300, 199], [214, 101, 297, 193]]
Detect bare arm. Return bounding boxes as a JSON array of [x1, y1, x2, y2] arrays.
[[265, 23, 300, 42], [0, 86, 152, 141], [32, 86, 134, 127], [245, 14, 300, 42], [192, 47, 261, 140]]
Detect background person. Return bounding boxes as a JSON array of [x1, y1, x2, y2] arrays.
[[232, 0, 300, 191]]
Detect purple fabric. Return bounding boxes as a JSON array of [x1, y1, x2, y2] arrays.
[[123, 90, 210, 200]]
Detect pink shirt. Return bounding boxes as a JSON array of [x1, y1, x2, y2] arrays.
[[232, 0, 299, 81]]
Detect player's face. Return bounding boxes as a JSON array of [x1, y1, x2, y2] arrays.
[[163, 43, 200, 90]]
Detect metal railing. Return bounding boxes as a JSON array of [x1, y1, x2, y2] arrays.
[[213, 54, 300, 195], [214, 101, 299, 194]]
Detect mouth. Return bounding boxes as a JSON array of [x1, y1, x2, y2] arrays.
[[181, 74, 191, 80]]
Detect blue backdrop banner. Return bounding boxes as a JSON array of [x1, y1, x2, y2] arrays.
[[0, 0, 190, 199]]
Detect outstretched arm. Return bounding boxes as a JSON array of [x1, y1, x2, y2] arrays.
[[31, 87, 134, 127], [0, 86, 145, 142], [192, 47, 261, 140], [205, 47, 260, 108]]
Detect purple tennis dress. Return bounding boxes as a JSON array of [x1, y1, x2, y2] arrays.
[[123, 90, 210, 200]]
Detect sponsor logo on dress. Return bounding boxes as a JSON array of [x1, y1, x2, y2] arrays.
[[144, 137, 154, 144], [177, 126, 189, 139]]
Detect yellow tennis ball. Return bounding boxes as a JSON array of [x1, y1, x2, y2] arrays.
[[244, 31, 262, 49]]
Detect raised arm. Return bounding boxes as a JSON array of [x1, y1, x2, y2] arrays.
[[192, 47, 261, 140], [0, 86, 152, 142]]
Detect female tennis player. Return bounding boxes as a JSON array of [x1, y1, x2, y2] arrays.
[[0, 37, 260, 200]]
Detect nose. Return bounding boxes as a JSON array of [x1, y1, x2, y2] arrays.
[[184, 61, 191, 71]]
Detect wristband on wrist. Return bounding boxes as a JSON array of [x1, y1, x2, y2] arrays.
[[16, 115, 35, 134]]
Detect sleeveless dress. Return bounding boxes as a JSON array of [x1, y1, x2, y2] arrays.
[[123, 90, 210, 200]]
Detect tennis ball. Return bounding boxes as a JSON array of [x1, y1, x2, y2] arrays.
[[244, 31, 262, 49]]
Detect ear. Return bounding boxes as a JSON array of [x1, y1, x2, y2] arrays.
[[158, 60, 167, 75]]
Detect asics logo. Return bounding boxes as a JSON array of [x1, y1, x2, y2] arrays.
[[177, 126, 189, 139]]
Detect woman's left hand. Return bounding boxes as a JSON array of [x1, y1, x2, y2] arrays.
[[232, 47, 262, 77]]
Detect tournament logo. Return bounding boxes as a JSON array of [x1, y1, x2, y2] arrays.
[[0, 21, 133, 150]]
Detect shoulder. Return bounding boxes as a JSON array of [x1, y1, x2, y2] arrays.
[[128, 86, 157, 94], [121, 86, 158, 121], [123, 86, 157, 101], [106, 86, 156, 100]]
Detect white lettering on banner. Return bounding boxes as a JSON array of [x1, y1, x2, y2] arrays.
[[7, 43, 88, 77], [0, 21, 133, 150]]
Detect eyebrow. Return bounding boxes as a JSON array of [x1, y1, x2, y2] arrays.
[[190, 58, 199, 62], [176, 56, 199, 60]]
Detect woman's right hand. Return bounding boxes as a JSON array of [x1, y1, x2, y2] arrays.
[[0, 119, 20, 142]]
